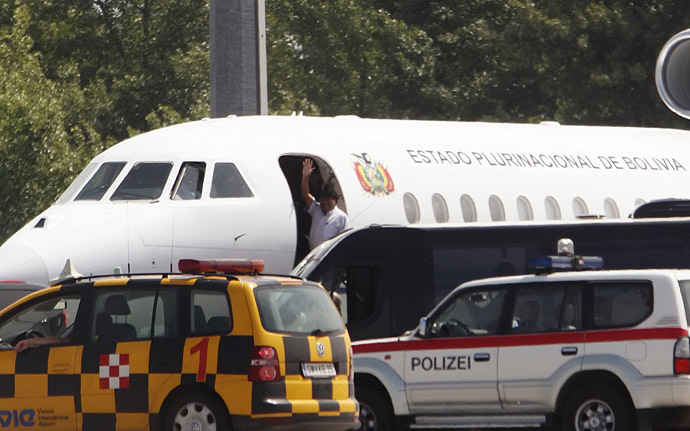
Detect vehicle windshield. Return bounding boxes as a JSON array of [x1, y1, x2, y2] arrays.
[[0, 294, 80, 344], [254, 285, 344, 335]]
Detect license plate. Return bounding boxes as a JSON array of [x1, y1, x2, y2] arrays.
[[301, 362, 336, 378]]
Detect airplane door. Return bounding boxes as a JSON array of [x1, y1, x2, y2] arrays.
[[278, 155, 347, 265], [109, 162, 175, 274], [171, 162, 295, 273], [124, 201, 174, 273]]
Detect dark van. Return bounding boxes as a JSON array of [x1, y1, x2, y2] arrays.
[[292, 219, 690, 341]]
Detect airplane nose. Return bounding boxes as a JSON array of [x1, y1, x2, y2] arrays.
[[0, 245, 49, 286]]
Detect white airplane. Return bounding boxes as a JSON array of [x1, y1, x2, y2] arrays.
[[1, 28, 690, 286]]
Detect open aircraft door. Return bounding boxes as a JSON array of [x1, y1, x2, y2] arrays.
[[279, 155, 348, 265]]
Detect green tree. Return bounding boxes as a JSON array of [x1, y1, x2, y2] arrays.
[[266, 0, 442, 119], [0, 6, 96, 241], [18, 0, 210, 141], [372, 0, 690, 127]]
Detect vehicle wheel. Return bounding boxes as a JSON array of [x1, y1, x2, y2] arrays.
[[163, 391, 231, 431], [561, 385, 632, 431], [355, 383, 393, 431]]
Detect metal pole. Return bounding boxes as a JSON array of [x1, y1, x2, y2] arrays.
[[210, 0, 267, 117]]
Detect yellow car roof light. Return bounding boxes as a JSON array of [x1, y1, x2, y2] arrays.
[[178, 259, 265, 275]]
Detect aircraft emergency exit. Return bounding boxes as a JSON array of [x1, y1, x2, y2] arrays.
[[2, 28, 690, 286]]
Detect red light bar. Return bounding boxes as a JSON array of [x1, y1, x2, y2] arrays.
[[178, 259, 265, 275]]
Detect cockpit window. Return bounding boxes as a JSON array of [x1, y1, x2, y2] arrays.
[[172, 162, 205, 200], [111, 162, 173, 201], [210, 163, 253, 198], [74, 162, 127, 201]]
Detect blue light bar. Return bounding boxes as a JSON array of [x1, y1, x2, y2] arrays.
[[529, 255, 604, 272]]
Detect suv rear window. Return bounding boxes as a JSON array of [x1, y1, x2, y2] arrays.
[[678, 280, 690, 326], [255, 285, 345, 335], [590, 282, 653, 328]]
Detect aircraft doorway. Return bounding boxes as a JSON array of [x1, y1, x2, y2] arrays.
[[279, 155, 348, 265]]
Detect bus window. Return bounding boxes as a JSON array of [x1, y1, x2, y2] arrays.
[[319, 265, 379, 326], [111, 162, 172, 201], [433, 245, 529, 302]]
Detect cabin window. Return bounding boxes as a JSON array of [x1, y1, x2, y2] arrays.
[[573, 197, 589, 217], [210, 163, 253, 198], [460, 194, 477, 222], [75, 162, 127, 201], [59, 162, 98, 203], [432, 193, 449, 223], [517, 196, 534, 221], [604, 198, 620, 219], [172, 162, 205, 200], [403, 193, 420, 224], [545, 196, 561, 220], [489, 195, 505, 221], [111, 162, 173, 201], [635, 198, 646, 209]]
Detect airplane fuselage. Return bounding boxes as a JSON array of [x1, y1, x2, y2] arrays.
[[2, 115, 690, 285]]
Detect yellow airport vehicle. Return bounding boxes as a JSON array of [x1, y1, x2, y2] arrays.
[[0, 259, 358, 431]]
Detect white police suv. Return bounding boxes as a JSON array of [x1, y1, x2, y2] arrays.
[[352, 240, 690, 431]]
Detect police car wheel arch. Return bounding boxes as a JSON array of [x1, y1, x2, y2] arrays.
[[354, 382, 394, 431], [163, 390, 230, 431], [561, 385, 632, 431]]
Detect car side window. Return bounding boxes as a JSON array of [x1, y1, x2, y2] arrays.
[[92, 289, 178, 341], [589, 282, 653, 329], [428, 288, 507, 337], [0, 293, 81, 345], [190, 290, 232, 335], [511, 285, 569, 333]]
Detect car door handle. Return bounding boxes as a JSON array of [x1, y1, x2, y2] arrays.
[[51, 364, 72, 372], [474, 353, 491, 362], [561, 346, 578, 356]]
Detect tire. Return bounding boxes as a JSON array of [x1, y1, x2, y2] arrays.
[[163, 391, 231, 431], [561, 385, 633, 431], [355, 383, 394, 431]]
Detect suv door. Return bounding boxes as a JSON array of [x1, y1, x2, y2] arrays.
[[498, 283, 585, 410], [79, 285, 180, 430], [406, 287, 507, 412]]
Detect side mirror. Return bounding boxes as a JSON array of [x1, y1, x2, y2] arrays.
[[418, 317, 428, 337]]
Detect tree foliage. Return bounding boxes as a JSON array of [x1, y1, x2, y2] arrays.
[[0, 5, 96, 241]]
